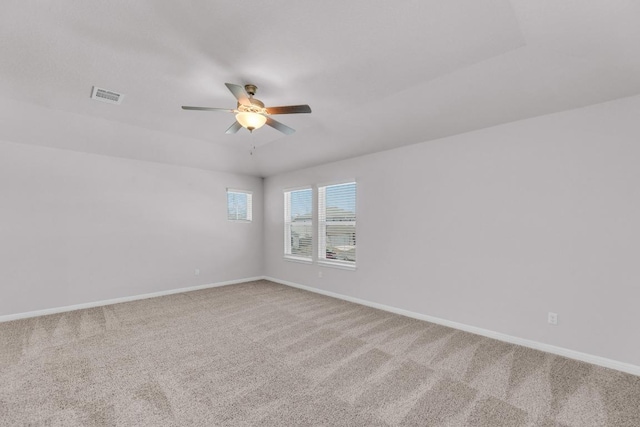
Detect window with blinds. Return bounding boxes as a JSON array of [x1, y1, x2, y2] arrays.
[[284, 188, 313, 260], [227, 189, 252, 221], [318, 182, 356, 265]]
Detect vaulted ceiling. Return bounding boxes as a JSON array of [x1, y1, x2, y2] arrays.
[[1, 1, 639, 176]]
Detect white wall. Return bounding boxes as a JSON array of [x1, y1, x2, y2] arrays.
[[264, 94, 640, 367], [0, 140, 263, 316]]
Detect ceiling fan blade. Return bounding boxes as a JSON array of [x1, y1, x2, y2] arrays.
[[225, 83, 251, 106], [266, 105, 312, 115], [266, 116, 295, 135], [182, 106, 235, 112], [225, 121, 242, 134]]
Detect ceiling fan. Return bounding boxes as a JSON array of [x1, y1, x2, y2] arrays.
[[182, 83, 312, 135]]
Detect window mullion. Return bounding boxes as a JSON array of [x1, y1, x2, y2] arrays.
[[312, 185, 319, 261]]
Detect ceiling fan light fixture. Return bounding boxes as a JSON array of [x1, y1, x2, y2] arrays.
[[235, 111, 267, 132], [182, 82, 310, 135]]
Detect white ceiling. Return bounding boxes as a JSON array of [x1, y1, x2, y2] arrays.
[[1, 1, 640, 177]]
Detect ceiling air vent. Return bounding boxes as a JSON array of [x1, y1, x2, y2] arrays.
[[90, 86, 124, 105]]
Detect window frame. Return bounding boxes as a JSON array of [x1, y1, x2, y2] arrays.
[[317, 181, 357, 269], [283, 186, 314, 262], [226, 188, 253, 222]]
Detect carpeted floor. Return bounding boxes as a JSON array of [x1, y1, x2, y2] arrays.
[[1, 280, 639, 426]]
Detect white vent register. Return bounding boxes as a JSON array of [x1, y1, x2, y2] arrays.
[[91, 86, 124, 104]]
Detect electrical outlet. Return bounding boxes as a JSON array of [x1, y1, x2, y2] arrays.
[[194, 268, 200, 276], [318, 271, 323, 278], [548, 312, 558, 325]]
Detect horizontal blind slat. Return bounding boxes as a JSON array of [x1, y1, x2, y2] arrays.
[[318, 182, 356, 264], [284, 187, 313, 259]]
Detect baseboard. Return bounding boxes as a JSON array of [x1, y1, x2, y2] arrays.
[[7, 275, 638, 377], [264, 276, 640, 377], [0, 276, 264, 323]]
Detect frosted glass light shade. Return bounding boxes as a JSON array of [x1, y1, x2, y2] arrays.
[[235, 112, 267, 130]]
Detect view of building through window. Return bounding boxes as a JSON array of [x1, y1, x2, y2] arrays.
[[319, 182, 356, 264], [284, 188, 313, 259], [284, 183, 356, 265]]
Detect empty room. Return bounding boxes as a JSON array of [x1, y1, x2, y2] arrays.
[[1, 1, 639, 426]]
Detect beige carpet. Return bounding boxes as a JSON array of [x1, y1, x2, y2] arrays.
[[1, 280, 639, 426]]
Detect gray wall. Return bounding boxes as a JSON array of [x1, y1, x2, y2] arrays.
[[264, 94, 640, 367], [0, 140, 263, 316], [2, 92, 639, 367]]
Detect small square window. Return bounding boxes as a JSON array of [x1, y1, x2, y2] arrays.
[[227, 189, 252, 222]]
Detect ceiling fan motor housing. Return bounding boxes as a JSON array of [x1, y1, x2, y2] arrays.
[[250, 98, 265, 108], [237, 100, 266, 113]]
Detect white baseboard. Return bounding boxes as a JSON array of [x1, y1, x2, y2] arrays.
[[5, 275, 638, 377], [264, 276, 640, 377], [0, 276, 264, 323]]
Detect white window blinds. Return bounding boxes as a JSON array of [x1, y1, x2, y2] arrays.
[[318, 182, 356, 265], [284, 188, 313, 260], [227, 189, 252, 221]]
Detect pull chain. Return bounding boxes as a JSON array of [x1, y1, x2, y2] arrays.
[[249, 130, 256, 156]]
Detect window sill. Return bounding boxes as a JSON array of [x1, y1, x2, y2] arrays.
[[317, 260, 357, 271], [283, 256, 313, 265]]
